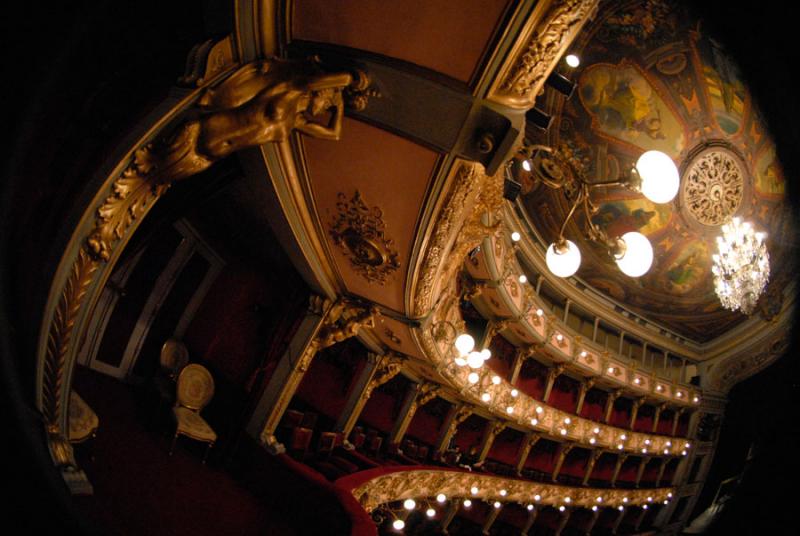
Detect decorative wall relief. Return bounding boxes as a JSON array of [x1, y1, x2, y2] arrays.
[[329, 191, 400, 285]]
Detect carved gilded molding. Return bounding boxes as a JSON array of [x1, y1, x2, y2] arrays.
[[329, 190, 400, 285], [706, 334, 790, 393], [350, 469, 674, 513], [412, 162, 503, 317], [488, 0, 599, 109]]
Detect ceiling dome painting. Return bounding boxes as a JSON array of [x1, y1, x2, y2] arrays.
[[521, 0, 792, 342]]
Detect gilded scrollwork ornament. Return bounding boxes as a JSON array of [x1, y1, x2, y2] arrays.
[[329, 190, 400, 285]]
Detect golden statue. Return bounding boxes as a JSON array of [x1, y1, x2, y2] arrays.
[[135, 57, 355, 183]]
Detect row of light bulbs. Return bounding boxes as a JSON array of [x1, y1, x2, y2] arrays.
[[453, 333, 693, 454], [390, 490, 673, 531]]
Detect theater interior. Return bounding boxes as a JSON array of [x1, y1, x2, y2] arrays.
[[3, 1, 799, 535]]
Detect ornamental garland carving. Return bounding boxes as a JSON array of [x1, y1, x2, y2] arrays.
[[350, 468, 674, 513], [494, 0, 599, 107], [682, 149, 744, 226], [329, 191, 400, 285]]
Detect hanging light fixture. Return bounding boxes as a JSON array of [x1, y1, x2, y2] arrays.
[[712, 217, 769, 314], [510, 145, 679, 278]]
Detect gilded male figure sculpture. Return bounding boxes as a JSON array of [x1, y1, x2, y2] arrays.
[[136, 56, 355, 183]]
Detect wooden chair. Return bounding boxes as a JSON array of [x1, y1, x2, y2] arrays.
[[170, 364, 217, 463], [153, 339, 189, 420], [69, 390, 99, 443]]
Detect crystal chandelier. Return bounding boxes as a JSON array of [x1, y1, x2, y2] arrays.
[[711, 218, 770, 315]]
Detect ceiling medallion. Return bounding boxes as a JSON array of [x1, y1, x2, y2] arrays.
[[681, 148, 745, 227], [330, 191, 400, 285]]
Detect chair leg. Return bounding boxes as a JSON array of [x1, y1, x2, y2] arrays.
[[203, 442, 213, 465], [169, 432, 179, 456]]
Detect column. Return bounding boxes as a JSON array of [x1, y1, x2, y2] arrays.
[[515, 433, 540, 474], [633, 506, 648, 531], [575, 378, 596, 415], [563, 299, 571, 323], [629, 397, 646, 430], [592, 317, 600, 342], [610, 508, 625, 534], [543, 363, 566, 403], [618, 331, 625, 356], [583, 510, 601, 535], [582, 450, 602, 486], [671, 408, 686, 437], [388, 382, 440, 446], [335, 352, 403, 439], [536, 274, 543, 294], [478, 421, 507, 462], [554, 508, 571, 536], [635, 456, 650, 488], [440, 500, 459, 534], [246, 296, 376, 453], [521, 507, 539, 535], [509, 348, 526, 384], [610, 453, 629, 487], [481, 504, 501, 535], [481, 318, 508, 350], [604, 389, 623, 423], [654, 458, 668, 487], [652, 403, 667, 433], [551, 443, 574, 482], [435, 405, 473, 455]]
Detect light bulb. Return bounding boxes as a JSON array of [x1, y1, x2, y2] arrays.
[[471, 486, 479, 495], [596, 496, 603, 503], [530, 418, 538, 426], [404, 499, 416, 510], [643, 504, 648, 510], [636, 150, 679, 204], [559, 505, 566, 512], [546, 240, 581, 277], [564, 417, 571, 425], [511, 231, 522, 242], [468, 372, 479, 384], [492, 375, 501, 385], [519, 274, 528, 284], [392, 519, 405, 530], [565, 54, 580, 68], [511, 389, 519, 397], [589, 437, 596, 444], [536, 308, 544, 317], [506, 406, 514, 414], [623, 497, 628, 503], [480, 348, 491, 361], [494, 501, 501, 509], [426, 508, 436, 518], [615, 232, 653, 277], [593, 427, 600, 434], [647, 496, 653, 502], [560, 428, 567, 436], [454, 357, 467, 367], [564, 497, 571, 503], [592, 505, 598, 512], [463, 499, 472, 508], [620, 434, 627, 440], [500, 489, 507, 496], [527, 504, 534, 511], [482, 392, 491, 402], [534, 494, 541, 501], [644, 439, 651, 445], [467, 351, 484, 369], [580, 351, 587, 358], [455, 334, 475, 355], [536, 406, 543, 414], [618, 505, 624, 511], [437, 494, 446, 503]]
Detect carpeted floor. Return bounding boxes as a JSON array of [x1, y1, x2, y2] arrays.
[[70, 366, 298, 536]]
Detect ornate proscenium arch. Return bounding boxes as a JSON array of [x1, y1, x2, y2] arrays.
[[35, 39, 370, 486]]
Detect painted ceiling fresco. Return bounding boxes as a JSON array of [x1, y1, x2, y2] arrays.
[[521, 0, 793, 343]]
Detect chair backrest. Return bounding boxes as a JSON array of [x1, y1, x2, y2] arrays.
[[160, 339, 189, 377], [176, 363, 215, 410]]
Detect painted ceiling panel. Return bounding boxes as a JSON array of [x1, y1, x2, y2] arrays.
[[303, 117, 439, 314], [520, 0, 792, 342], [292, 0, 512, 83]]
